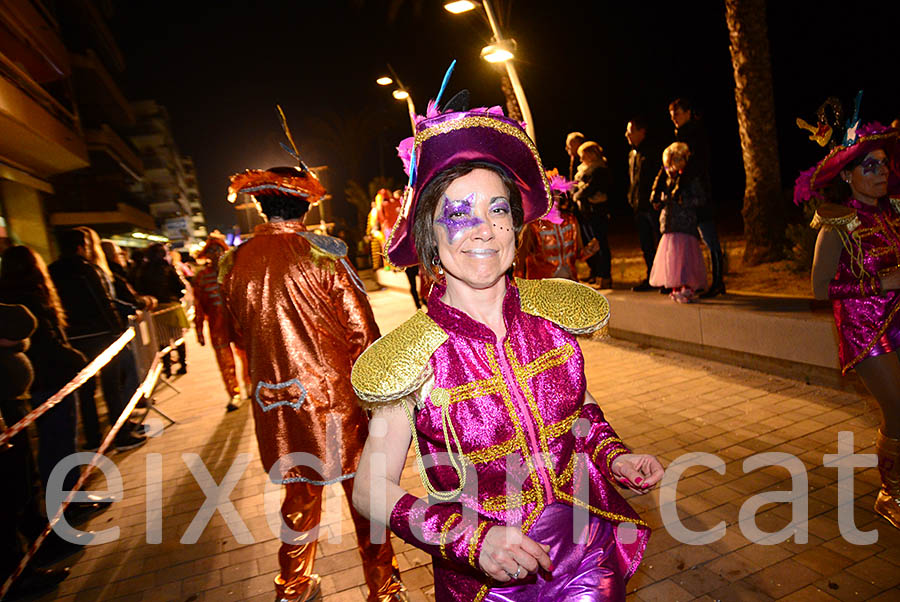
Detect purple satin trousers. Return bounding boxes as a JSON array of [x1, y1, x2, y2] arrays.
[[483, 503, 625, 602]]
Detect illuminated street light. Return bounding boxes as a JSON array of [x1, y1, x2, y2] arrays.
[[376, 64, 417, 134], [481, 40, 515, 63], [444, 0, 535, 142], [443, 0, 478, 14]]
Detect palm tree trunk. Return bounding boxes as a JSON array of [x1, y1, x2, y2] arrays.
[[500, 74, 522, 122], [725, 0, 785, 265]]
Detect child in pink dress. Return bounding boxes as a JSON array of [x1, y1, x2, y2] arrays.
[[649, 142, 708, 302]]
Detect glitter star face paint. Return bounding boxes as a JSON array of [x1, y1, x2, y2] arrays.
[[435, 193, 483, 244], [860, 157, 888, 175], [848, 149, 889, 204], [433, 168, 517, 294]]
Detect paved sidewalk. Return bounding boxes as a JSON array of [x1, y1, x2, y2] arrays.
[[36, 288, 899, 601]]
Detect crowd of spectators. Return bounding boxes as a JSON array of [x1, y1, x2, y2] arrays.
[[532, 97, 725, 302], [0, 227, 191, 598]]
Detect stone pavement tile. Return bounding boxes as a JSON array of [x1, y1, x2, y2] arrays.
[[813, 572, 882, 601], [320, 563, 366, 595], [845, 555, 900, 589], [706, 549, 760, 582], [867, 590, 900, 602], [741, 558, 822, 598], [640, 543, 718, 582], [776, 584, 841, 601], [731, 541, 793, 570], [179, 568, 222, 597], [707, 578, 774, 601], [667, 565, 728, 597], [139, 580, 181, 601], [792, 544, 856, 576], [633, 578, 694, 602]]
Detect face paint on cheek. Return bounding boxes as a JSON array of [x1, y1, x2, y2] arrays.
[[490, 198, 512, 231], [435, 193, 484, 243]]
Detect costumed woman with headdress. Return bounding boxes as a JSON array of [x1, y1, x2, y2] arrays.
[[192, 235, 250, 412], [798, 95, 900, 530], [351, 63, 663, 601]]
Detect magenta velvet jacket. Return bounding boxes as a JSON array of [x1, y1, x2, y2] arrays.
[[814, 198, 900, 373], [352, 278, 650, 602]]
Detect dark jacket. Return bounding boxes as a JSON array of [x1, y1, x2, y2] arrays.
[[674, 119, 713, 221], [573, 162, 609, 211], [0, 303, 37, 403], [655, 168, 706, 236], [49, 254, 124, 340], [134, 260, 185, 304], [0, 292, 86, 392], [628, 141, 662, 213]]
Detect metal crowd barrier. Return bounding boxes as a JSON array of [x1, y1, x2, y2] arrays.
[[0, 301, 192, 598]]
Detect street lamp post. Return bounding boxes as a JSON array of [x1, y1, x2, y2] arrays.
[[377, 66, 417, 136], [444, 0, 536, 143]]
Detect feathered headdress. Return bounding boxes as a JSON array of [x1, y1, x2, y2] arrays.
[[227, 105, 326, 204], [385, 61, 551, 268]]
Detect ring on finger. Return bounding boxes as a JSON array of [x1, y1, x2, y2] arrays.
[[513, 565, 523, 579]]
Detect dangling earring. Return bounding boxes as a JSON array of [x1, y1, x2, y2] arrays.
[[432, 254, 443, 276]]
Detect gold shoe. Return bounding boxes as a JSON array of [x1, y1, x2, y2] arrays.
[[875, 431, 900, 530]]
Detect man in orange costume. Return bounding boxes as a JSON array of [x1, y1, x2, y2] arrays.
[[193, 236, 250, 411], [220, 166, 407, 602]]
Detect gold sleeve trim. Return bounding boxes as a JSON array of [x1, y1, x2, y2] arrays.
[[591, 436, 624, 465], [606, 447, 628, 473], [516, 277, 610, 335], [351, 311, 448, 407], [468, 521, 491, 569], [439, 513, 462, 560]]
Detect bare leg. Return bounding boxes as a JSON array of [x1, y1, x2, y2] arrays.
[[855, 351, 900, 437], [854, 351, 900, 529]]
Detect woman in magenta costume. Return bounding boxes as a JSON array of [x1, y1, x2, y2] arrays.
[[799, 119, 900, 530], [351, 64, 663, 602]]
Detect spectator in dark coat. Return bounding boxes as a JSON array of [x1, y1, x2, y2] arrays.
[[0, 246, 87, 490], [0, 302, 70, 599], [48, 229, 145, 451], [668, 98, 725, 297], [574, 141, 613, 287], [134, 243, 189, 376], [626, 117, 662, 291]]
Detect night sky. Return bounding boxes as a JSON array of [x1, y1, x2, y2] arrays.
[[112, 1, 900, 234]]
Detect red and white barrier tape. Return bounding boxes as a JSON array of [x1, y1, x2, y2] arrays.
[[0, 332, 169, 599], [0, 328, 135, 447]]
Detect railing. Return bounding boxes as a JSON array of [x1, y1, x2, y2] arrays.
[[0, 302, 192, 598]]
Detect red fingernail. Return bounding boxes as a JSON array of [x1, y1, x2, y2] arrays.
[[548, 564, 555, 571], [635, 477, 643, 484]]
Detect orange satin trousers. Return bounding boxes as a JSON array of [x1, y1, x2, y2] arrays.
[[210, 329, 250, 397], [276, 479, 401, 601]]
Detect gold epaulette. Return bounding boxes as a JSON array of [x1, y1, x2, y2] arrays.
[[810, 203, 860, 231], [515, 277, 610, 336], [217, 247, 237, 284], [891, 197, 900, 215], [351, 310, 448, 409]]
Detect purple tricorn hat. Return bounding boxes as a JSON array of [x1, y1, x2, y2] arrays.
[[385, 68, 551, 268]]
